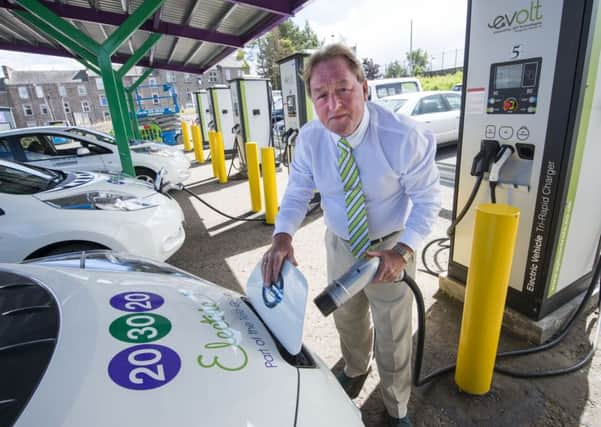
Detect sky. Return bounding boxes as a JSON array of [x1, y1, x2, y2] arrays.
[[0, 0, 468, 72]]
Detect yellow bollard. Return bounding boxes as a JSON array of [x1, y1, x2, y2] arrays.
[[245, 142, 262, 212], [181, 121, 193, 152], [208, 130, 218, 178], [215, 131, 228, 184], [455, 203, 520, 395], [261, 147, 278, 224], [191, 124, 205, 163]]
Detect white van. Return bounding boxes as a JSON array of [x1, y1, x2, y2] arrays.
[[367, 77, 422, 101]]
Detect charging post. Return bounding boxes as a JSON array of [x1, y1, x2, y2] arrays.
[[442, 0, 601, 341]]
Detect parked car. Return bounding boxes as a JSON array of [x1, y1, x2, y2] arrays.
[[451, 83, 463, 92], [374, 90, 461, 145], [0, 251, 364, 427], [0, 126, 191, 186], [0, 159, 185, 262], [367, 77, 422, 102]]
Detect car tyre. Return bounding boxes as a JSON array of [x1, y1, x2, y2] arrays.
[[134, 166, 157, 184]]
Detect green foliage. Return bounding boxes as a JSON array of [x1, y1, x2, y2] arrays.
[[406, 48, 429, 76], [420, 71, 463, 91], [362, 58, 382, 79], [235, 49, 250, 74], [248, 19, 322, 89], [384, 60, 408, 78]]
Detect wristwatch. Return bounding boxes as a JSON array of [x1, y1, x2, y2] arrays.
[[393, 243, 414, 264]]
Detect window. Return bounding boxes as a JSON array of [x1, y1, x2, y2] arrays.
[[99, 95, 108, 107], [184, 73, 191, 83], [166, 72, 175, 83], [225, 69, 231, 81], [152, 93, 160, 105], [0, 138, 14, 161], [40, 104, 49, 115], [19, 135, 55, 161], [96, 78, 104, 90], [58, 85, 67, 97], [63, 102, 71, 113], [23, 104, 33, 116], [18, 86, 29, 99], [0, 163, 58, 194], [77, 85, 87, 96], [442, 93, 461, 110], [35, 86, 44, 98], [103, 110, 111, 121], [413, 95, 448, 115], [149, 77, 157, 86], [208, 71, 218, 83], [81, 101, 91, 112], [187, 90, 193, 101]]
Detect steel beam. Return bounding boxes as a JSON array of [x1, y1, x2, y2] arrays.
[[224, 0, 293, 16], [117, 33, 161, 78], [0, 0, 244, 47], [14, 0, 100, 55], [101, 0, 164, 56]]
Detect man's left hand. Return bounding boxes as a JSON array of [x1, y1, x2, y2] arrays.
[[366, 247, 412, 283]]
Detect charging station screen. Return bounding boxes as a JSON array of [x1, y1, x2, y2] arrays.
[[495, 64, 523, 89]]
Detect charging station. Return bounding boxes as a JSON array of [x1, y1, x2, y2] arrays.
[[193, 90, 212, 146], [230, 77, 273, 161], [445, 0, 601, 320], [207, 85, 236, 152], [278, 52, 315, 132]]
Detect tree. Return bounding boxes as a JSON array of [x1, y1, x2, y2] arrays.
[[362, 58, 382, 80], [384, 60, 408, 78], [406, 48, 429, 76], [248, 20, 321, 89], [235, 49, 250, 74]]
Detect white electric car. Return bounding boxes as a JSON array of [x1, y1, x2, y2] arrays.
[[0, 126, 191, 185], [0, 160, 185, 262], [0, 252, 364, 427]]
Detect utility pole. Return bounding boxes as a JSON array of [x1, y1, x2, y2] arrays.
[[409, 19, 413, 75]]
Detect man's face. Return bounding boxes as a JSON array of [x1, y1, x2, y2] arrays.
[[309, 57, 368, 137]]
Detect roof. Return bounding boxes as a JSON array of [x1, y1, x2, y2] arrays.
[[0, 0, 310, 75]]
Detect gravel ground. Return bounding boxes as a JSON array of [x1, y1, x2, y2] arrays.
[[168, 145, 600, 427]]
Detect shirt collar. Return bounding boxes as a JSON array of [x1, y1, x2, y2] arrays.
[[329, 103, 370, 149]]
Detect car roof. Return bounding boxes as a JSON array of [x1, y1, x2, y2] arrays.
[[379, 90, 459, 101], [0, 126, 111, 137]]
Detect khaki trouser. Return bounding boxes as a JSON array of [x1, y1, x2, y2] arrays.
[[326, 229, 415, 419]]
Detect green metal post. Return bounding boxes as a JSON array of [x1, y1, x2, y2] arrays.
[[127, 89, 142, 140], [97, 54, 135, 176], [130, 68, 155, 91], [115, 77, 134, 141]]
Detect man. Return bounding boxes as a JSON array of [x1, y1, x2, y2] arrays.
[[262, 43, 441, 427]]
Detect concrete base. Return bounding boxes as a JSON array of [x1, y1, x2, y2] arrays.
[[438, 273, 595, 344]]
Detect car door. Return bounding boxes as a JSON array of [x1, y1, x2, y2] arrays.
[[441, 92, 462, 142], [411, 95, 451, 142]]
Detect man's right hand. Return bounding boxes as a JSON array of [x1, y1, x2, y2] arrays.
[[262, 233, 297, 287]]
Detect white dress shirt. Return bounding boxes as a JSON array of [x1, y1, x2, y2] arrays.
[[274, 101, 441, 251]]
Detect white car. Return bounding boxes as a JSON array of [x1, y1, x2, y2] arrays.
[[0, 160, 185, 262], [374, 90, 461, 145], [0, 252, 364, 427], [0, 126, 191, 186]]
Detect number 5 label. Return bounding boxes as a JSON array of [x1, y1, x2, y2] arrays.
[[108, 344, 181, 390]]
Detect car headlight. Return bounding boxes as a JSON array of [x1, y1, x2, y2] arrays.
[[44, 191, 158, 211]]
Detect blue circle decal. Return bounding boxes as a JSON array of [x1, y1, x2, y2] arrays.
[[110, 291, 164, 312]]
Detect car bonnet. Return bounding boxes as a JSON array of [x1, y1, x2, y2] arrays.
[[7, 264, 298, 427]]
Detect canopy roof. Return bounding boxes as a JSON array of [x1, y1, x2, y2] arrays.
[[0, 0, 310, 74]]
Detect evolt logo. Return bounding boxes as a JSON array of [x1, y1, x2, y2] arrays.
[[488, 0, 543, 31]]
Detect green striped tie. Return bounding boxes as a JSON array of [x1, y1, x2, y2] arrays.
[[338, 137, 369, 257]]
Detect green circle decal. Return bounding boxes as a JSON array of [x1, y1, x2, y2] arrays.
[[109, 313, 172, 343]]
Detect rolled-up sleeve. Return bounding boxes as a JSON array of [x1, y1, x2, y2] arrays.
[[399, 127, 441, 250], [273, 136, 316, 237]]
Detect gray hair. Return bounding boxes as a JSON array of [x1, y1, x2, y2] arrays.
[[303, 43, 365, 95]]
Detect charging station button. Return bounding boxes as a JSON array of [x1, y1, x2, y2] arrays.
[[499, 126, 514, 140], [517, 126, 530, 141]]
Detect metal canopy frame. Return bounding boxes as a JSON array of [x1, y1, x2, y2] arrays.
[[0, 0, 310, 175]]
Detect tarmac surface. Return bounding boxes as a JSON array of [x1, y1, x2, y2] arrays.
[[168, 144, 600, 427]]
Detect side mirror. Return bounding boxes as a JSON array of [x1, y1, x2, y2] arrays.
[[76, 147, 91, 156]]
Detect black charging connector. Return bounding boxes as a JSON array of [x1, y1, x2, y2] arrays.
[[471, 140, 500, 177]]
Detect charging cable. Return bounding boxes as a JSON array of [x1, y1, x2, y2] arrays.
[[488, 145, 514, 203]]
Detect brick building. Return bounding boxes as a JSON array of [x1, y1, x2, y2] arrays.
[[0, 54, 244, 128]]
